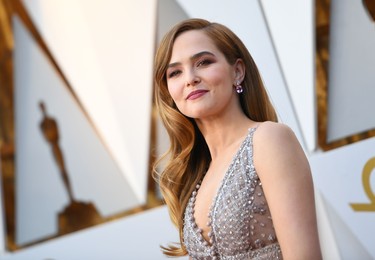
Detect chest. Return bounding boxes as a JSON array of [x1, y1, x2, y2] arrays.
[[193, 152, 240, 239], [183, 158, 271, 255]]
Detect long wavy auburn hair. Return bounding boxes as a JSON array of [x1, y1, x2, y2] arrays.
[[153, 18, 278, 256]]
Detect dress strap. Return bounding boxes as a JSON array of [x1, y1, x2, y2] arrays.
[[247, 126, 258, 166]]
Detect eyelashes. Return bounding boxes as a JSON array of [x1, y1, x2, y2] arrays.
[[168, 70, 181, 78], [197, 58, 213, 67]]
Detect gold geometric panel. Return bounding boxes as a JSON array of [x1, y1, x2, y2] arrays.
[[316, 0, 375, 151]]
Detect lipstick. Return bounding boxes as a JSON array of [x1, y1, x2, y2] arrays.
[[186, 90, 208, 100]]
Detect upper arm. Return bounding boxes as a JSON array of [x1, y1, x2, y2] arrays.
[[253, 122, 322, 260]]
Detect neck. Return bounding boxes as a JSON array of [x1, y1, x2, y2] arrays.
[[195, 112, 256, 160]]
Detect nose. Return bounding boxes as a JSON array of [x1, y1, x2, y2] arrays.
[[185, 70, 201, 87]]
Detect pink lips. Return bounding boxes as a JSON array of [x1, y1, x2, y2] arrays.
[[186, 89, 208, 100]]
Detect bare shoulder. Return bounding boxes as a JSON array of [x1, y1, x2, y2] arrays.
[[253, 121, 308, 176], [254, 121, 298, 147]]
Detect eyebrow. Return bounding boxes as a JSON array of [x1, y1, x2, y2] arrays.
[[167, 51, 215, 69]]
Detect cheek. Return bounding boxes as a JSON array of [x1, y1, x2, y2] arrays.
[[167, 81, 181, 102], [207, 66, 234, 85]]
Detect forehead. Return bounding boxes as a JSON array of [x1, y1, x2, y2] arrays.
[[170, 30, 221, 62]]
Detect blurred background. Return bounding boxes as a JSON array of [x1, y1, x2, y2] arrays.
[[0, 0, 374, 259]]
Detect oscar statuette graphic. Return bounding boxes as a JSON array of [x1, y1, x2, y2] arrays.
[[39, 101, 103, 235], [350, 157, 375, 211]]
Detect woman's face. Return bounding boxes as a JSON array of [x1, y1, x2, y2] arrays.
[[166, 30, 243, 120]]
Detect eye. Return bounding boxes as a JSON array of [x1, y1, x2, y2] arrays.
[[197, 59, 213, 67], [167, 70, 181, 78]]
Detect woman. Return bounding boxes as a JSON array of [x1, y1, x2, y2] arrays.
[[153, 18, 322, 259]]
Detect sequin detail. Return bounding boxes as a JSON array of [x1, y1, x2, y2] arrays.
[[183, 128, 283, 259]]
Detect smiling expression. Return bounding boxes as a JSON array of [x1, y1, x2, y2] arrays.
[[166, 30, 243, 120]]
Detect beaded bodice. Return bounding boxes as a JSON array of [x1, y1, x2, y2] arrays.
[[183, 128, 282, 259]]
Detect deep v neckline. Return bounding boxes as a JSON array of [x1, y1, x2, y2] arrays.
[[191, 127, 256, 248]]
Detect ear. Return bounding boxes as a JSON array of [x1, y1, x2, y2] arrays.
[[233, 58, 245, 84]]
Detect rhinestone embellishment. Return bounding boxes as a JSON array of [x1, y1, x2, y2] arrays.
[[183, 127, 283, 259]]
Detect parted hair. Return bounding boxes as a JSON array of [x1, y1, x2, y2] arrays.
[[153, 18, 277, 256]]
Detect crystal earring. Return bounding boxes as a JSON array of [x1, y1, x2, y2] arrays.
[[235, 81, 243, 94]]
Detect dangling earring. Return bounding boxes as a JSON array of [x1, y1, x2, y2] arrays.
[[235, 81, 243, 94]]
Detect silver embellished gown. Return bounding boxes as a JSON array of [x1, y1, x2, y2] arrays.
[[183, 128, 283, 259]]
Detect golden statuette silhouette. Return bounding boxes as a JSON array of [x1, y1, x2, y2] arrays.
[[39, 101, 75, 203], [39, 101, 103, 235]]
